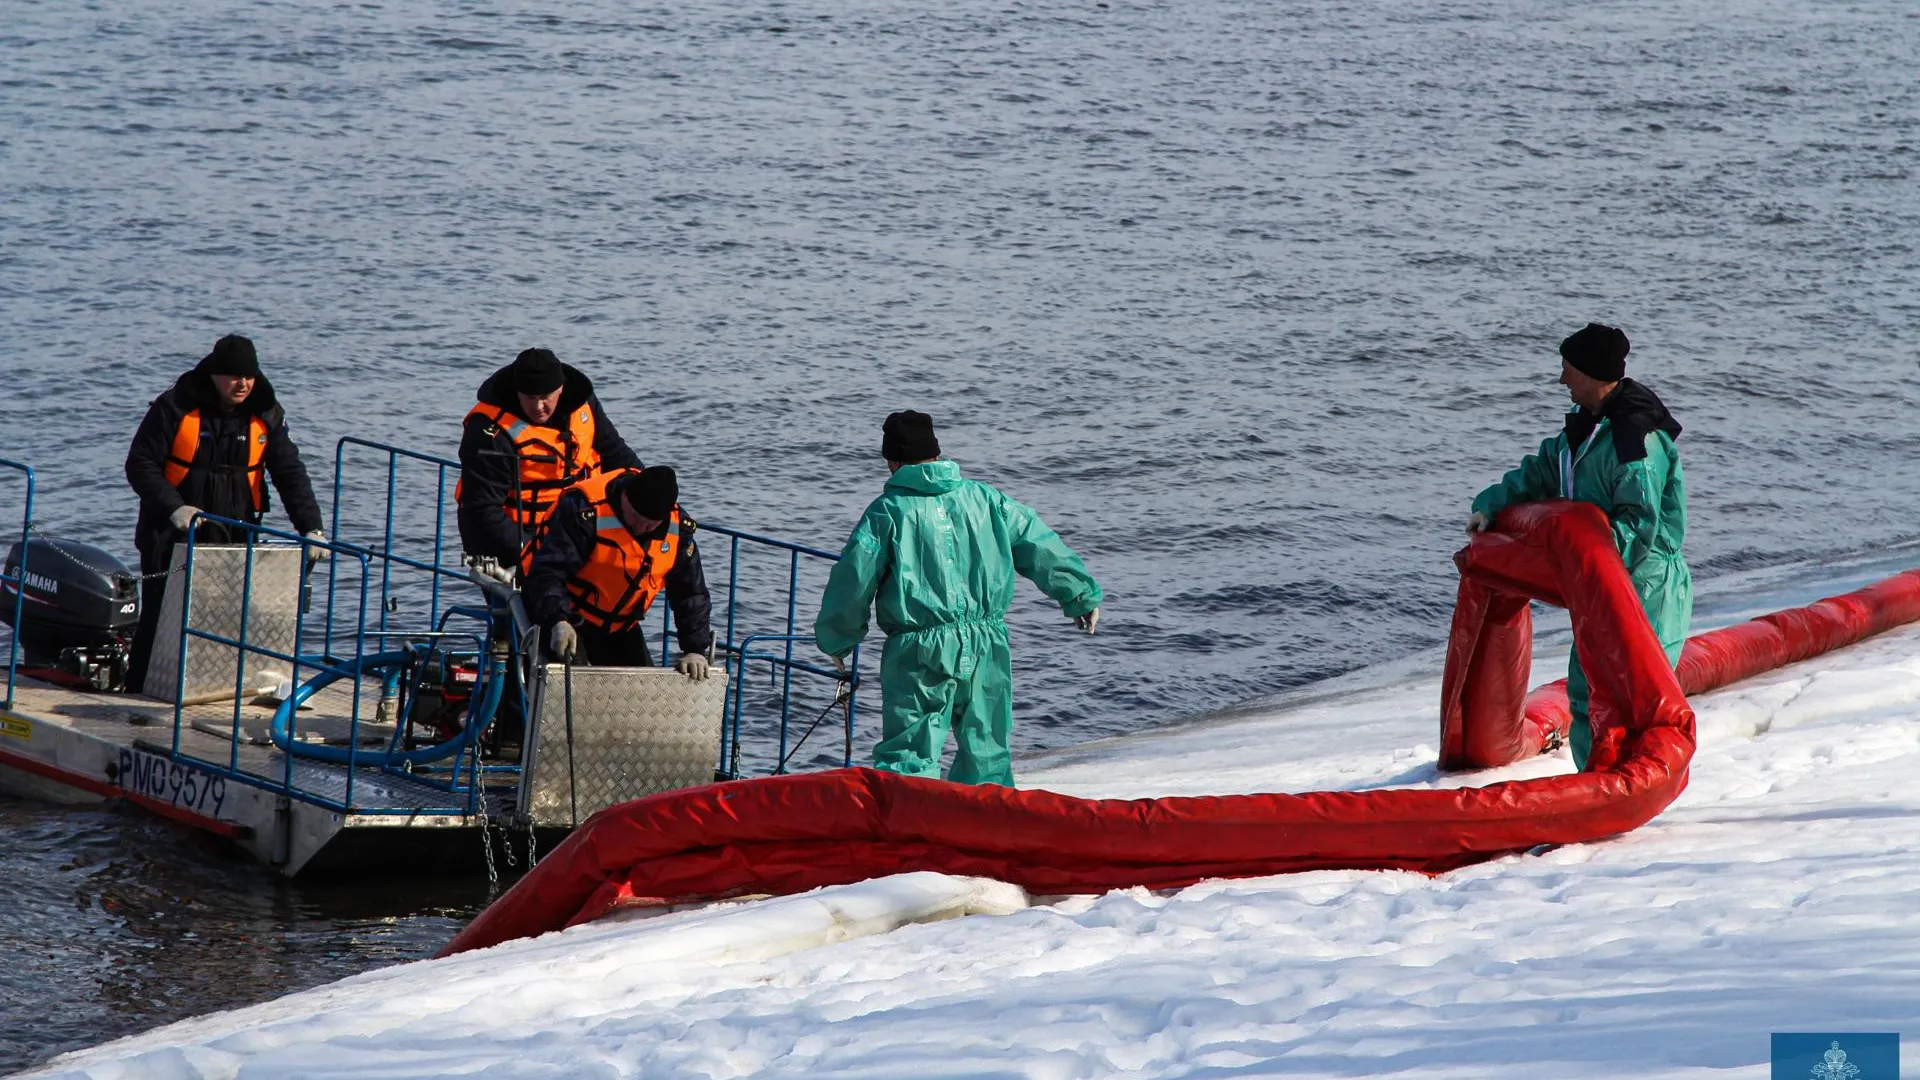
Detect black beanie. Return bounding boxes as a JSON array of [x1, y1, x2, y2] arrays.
[[1560, 323, 1631, 382], [615, 466, 678, 521], [200, 335, 261, 379], [881, 410, 940, 463], [512, 348, 565, 395]]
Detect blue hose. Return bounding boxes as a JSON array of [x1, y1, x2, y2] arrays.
[[270, 650, 506, 767]]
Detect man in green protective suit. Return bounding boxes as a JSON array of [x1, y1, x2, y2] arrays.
[[1468, 323, 1691, 770], [815, 411, 1103, 786]]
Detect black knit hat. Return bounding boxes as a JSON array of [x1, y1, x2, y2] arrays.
[[1560, 323, 1631, 382], [511, 348, 565, 395], [615, 466, 678, 521], [199, 335, 261, 379], [881, 411, 940, 463]]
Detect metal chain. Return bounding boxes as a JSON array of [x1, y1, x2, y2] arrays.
[[474, 768, 500, 895], [500, 799, 520, 872], [23, 521, 182, 582], [524, 814, 539, 867]]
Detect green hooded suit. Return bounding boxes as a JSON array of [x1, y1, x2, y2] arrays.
[[1471, 379, 1692, 769], [815, 460, 1102, 786]]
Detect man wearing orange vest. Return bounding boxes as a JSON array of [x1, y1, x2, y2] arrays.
[[456, 348, 641, 578], [124, 335, 326, 691], [524, 465, 714, 675]]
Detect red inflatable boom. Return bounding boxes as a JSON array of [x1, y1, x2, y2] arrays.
[[1443, 523, 1920, 770], [444, 501, 1705, 956]]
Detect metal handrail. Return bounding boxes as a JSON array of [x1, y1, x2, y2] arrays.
[[163, 441, 869, 815], [701, 522, 842, 562], [173, 514, 387, 810], [329, 437, 466, 653], [728, 633, 862, 775], [168, 513, 499, 815], [326, 440, 867, 779], [0, 458, 34, 710]]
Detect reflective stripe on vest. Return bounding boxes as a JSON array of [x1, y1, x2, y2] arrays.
[[163, 410, 269, 513], [562, 470, 681, 632], [455, 400, 601, 571]]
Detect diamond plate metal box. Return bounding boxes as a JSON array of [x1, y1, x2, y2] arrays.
[[522, 664, 728, 827], [143, 544, 303, 705]]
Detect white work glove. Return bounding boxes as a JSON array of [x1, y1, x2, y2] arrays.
[[169, 505, 202, 533], [676, 652, 711, 681], [548, 622, 579, 663], [303, 529, 329, 564], [1466, 510, 1491, 536], [1074, 608, 1100, 635], [830, 654, 849, 676]]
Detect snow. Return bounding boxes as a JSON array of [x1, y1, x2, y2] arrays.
[[19, 602, 1920, 1078]]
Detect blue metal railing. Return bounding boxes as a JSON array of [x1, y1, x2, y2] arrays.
[[0, 458, 34, 710], [697, 525, 864, 775], [323, 439, 864, 778], [729, 633, 861, 775], [165, 514, 495, 816], [328, 437, 464, 643], [6, 437, 863, 822]]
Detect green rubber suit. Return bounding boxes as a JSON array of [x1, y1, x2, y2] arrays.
[[815, 460, 1102, 786], [1472, 384, 1691, 770]]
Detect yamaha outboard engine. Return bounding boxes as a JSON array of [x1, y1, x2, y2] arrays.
[[1, 536, 140, 691]]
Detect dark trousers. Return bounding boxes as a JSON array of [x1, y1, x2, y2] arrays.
[[125, 536, 175, 693], [575, 622, 653, 668]]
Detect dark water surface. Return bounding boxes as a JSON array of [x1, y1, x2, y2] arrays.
[[3, 0, 1918, 1070]]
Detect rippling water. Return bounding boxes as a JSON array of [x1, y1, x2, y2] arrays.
[[3, 0, 1918, 1069]]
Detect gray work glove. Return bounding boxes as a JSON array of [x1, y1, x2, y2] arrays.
[[830, 654, 848, 676], [169, 505, 202, 533], [1074, 608, 1100, 635], [302, 529, 329, 565], [675, 652, 711, 681], [1466, 510, 1491, 536], [549, 622, 579, 663]]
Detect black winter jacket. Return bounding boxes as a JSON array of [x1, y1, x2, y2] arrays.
[[455, 363, 642, 564], [125, 363, 324, 556], [524, 490, 713, 656]]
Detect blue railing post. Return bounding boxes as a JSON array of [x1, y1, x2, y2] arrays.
[[379, 456, 398, 638], [225, 529, 260, 763], [720, 533, 742, 771], [327, 439, 347, 663], [778, 552, 800, 771], [281, 538, 314, 777], [346, 552, 371, 809], [432, 464, 449, 626], [660, 590, 673, 669], [0, 459, 34, 710]]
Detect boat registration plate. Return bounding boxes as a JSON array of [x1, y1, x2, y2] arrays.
[[118, 747, 228, 818]]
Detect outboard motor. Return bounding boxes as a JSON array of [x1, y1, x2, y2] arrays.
[[1, 536, 140, 691]]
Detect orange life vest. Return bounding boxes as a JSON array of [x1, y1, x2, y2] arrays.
[[163, 410, 269, 513], [562, 469, 682, 632], [456, 400, 601, 571]]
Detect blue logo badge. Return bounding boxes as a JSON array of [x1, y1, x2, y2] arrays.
[[1772, 1033, 1899, 1079]]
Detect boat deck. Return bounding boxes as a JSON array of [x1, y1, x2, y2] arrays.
[[4, 670, 497, 816]]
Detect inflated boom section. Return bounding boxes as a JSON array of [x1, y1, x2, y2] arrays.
[[1443, 526, 1920, 770], [443, 501, 1696, 957]]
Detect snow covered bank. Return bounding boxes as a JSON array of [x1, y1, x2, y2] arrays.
[[20, 623, 1920, 1078]]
